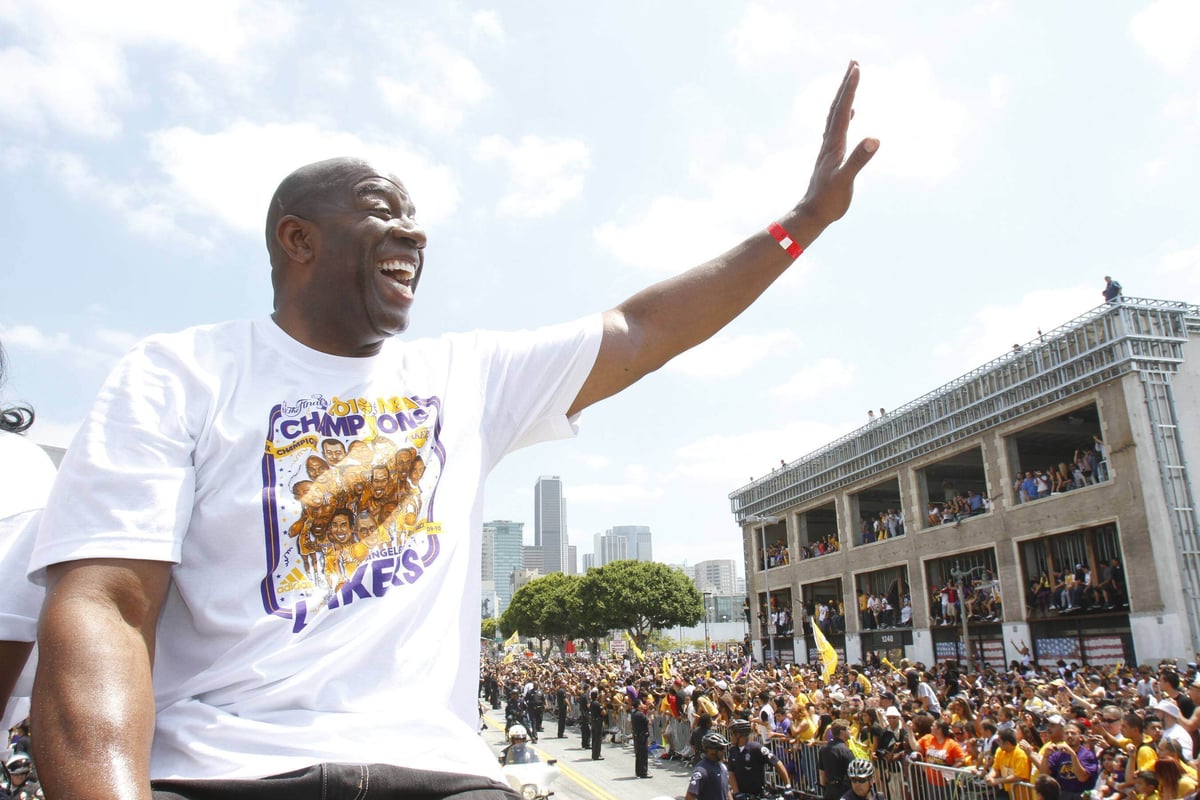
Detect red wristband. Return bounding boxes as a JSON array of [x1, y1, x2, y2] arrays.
[[767, 222, 803, 259]]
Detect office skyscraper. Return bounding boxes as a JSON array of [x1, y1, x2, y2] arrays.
[[534, 475, 568, 574], [483, 520, 524, 615], [607, 525, 652, 562], [593, 532, 628, 566]]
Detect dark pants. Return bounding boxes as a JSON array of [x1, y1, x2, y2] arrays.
[[580, 717, 591, 749], [590, 719, 604, 759], [556, 707, 567, 738], [151, 764, 519, 800], [634, 734, 649, 777]]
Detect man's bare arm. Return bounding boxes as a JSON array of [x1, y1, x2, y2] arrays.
[[33, 558, 172, 800], [0, 640, 33, 713], [569, 61, 877, 416]]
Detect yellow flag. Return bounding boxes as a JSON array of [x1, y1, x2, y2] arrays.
[[662, 654, 673, 681], [811, 616, 838, 684], [502, 652, 514, 664], [504, 630, 520, 648], [625, 631, 645, 661]]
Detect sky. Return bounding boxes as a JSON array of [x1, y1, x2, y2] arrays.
[[2, 1, 1199, 578]]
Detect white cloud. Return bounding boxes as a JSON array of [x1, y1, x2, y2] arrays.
[[797, 57, 971, 182], [1144, 158, 1168, 177], [932, 286, 1097, 369], [565, 464, 666, 505], [1130, 0, 1200, 73], [726, 3, 871, 69], [32, 150, 208, 246], [0, 0, 296, 137], [770, 357, 858, 401], [1155, 243, 1200, 293], [675, 419, 853, 485], [989, 74, 1012, 109], [470, 10, 507, 44], [474, 135, 590, 218], [0, 322, 136, 370], [667, 330, 802, 380], [377, 40, 490, 134], [148, 121, 460, 234], [595, 57, 968, 274]]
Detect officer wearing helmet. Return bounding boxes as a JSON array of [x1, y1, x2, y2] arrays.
[[686, 731, 734, 800], [844, 759, 884, 800], [5, 753, 41, 799], [727, 718, 790, 796], [499, 724, 537, 766]]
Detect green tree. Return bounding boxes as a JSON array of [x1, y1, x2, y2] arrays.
[[480, 617, 499, 640], [580, 560, 703, 652], [500, 572, 579, 655]]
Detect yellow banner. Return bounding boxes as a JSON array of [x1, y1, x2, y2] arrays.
[[504, 630, 520, 648], [811, 616, 838, 684]]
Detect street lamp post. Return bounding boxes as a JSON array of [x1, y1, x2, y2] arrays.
[[950, 564, 989, 673], [703, 592, 713, 654], [747, 513, 782, 663]]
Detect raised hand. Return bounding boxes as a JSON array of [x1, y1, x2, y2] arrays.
[[798, 60, 879, 227]]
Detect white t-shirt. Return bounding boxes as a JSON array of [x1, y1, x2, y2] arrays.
[[31, 315, 602, 782], [0, 431, 57, 731]]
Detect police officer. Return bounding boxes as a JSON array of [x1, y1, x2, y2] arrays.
[[843, 759, 885, 800], [504, 688, 531, 737], [819, 720, 855, 800], [727, 719, 789, 796], [687, 731, 734, 800], [632, 698, 652, 778], [526, 683, 544, 741], [555, 680, 568, 738], [579, 685, 591, 750], [589, 690, 605, 760]]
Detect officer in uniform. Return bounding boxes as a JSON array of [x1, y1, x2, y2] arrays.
[[632, 698, 652, 778], [589, 690, 605, 760], [843, 759, 886, 800], [579, 685, 591, 750], [727, 719, 789, 796], [555, 681, 568, 738], [687, 731, 734, 800], [819, 720, 855, 800]]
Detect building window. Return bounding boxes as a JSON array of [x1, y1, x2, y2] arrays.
[[1007, 403, 1111, 505], [849, 477, 905, 546], [918, 446, 992, 528], [1019, 523, 1127, 618], [853, 566, 911, 631], [795, 502, 841, 561]]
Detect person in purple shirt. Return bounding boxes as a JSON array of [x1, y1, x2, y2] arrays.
[[1043, 721, 1098, 800]]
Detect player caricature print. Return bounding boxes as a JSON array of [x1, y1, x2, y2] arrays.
[[258, 391, 445, 633]]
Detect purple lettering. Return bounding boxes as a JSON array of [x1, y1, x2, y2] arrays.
[[338, 563, 372, 605], [371, 558, 395, 597], [280, 419, 301, 439], [400, 548, 424, 582], [298, 411, 323, 435]]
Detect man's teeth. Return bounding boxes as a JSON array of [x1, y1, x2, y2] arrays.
[[379, 259, 416, 279]]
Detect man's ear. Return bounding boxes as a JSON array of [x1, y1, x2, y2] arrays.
[[276, 215, 318, 264]]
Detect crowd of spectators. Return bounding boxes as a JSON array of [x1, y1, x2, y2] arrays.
[[861, 510, 906, 545], [767, 539, 791, 568], [801, 534, 843, 560], [929, 574, 1003, 627], [927, 491, 993, 527], [480, 643, 1200, 800], [1028, 559, 1128, 618], [1015, 437, 1110, 505], [858, 591, 914, 630]]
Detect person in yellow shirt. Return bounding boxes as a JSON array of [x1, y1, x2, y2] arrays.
[[987, 730, 1034, 800]]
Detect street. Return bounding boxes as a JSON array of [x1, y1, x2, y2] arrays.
[[481, 708, 693, 800]]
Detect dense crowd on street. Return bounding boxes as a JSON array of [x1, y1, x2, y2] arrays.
[[481, 646, 1200, 800]]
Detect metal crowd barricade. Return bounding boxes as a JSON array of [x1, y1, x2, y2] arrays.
[[752, 740, 1039, 800]]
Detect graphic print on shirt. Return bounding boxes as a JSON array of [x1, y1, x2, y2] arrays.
[[259, 392, 445, 632]]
